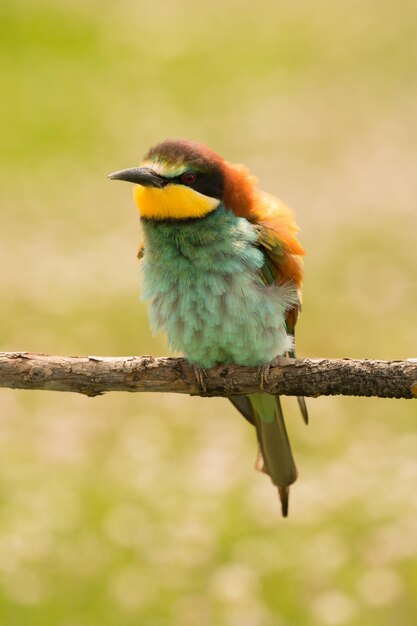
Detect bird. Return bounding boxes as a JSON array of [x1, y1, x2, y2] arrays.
[[109, 139, 307, 516]]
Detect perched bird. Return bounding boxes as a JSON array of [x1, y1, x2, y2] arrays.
[[110, 140, 307, 516]]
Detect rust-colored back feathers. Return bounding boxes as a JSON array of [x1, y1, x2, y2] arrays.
[[222, 161, 305, 289]]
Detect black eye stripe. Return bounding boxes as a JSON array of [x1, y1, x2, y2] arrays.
[[164, 170, 224, 200]]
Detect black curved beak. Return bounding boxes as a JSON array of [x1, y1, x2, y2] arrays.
[[108, 167, 165, 188]]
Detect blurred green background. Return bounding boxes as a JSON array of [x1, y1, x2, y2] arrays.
[[1, 1, 417, 624]]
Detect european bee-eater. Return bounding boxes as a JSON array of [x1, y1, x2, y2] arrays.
[[110, 140, 307, 516]]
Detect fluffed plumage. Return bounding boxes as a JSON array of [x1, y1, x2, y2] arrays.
[[110, 139, 307, 517]]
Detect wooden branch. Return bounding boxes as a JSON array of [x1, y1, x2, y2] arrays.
[[0, 352, 416, 399]]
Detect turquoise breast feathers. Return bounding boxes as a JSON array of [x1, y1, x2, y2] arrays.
[[140, 205, 298, 368]]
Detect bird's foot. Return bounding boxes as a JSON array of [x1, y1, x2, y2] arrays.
[[193, 364, 208, 394], [257, 362, 271, 392]]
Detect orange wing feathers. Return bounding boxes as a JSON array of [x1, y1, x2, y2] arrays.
[[223, 163, 305, 288]]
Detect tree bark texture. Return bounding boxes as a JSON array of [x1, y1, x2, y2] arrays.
[[0, 352, 416, 399]]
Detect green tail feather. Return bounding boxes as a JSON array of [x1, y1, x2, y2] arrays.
[[297, 396, 309, 425], [249, 393, 298, 516], [288, 348, 309, 425]]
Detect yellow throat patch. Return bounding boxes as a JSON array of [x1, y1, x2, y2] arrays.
[[133, 184, 220, 220]]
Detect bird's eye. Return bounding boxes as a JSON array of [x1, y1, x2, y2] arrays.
[[181, 172, 197, 185]]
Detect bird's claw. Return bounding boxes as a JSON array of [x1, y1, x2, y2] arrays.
[[258, 362, 271, 391], [193, 364, 208, 394]]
